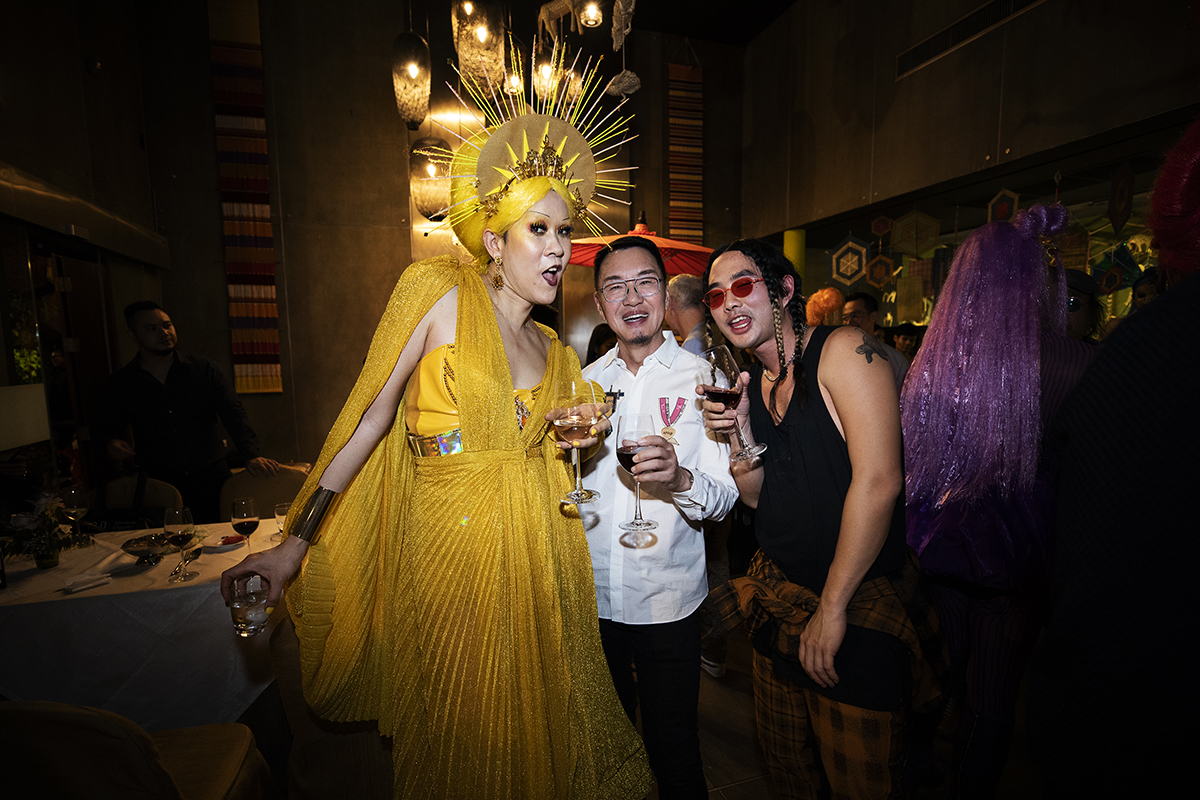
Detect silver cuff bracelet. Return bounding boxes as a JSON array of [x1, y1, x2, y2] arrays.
[[291, 486, 337, 543]]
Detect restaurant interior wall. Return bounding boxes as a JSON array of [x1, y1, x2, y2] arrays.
[[741, 0, 1200, 237], [0, 0, 156, 234], [2, 0, 421, 470], [255, 0, 415, 461]]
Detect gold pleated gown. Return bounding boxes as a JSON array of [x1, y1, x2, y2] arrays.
[[285, 257, 650, 799]]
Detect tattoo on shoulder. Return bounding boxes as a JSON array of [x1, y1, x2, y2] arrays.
[[855, 334, 881, 364]]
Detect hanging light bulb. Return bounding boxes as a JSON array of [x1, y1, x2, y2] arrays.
[[532, 59, 558, 101], [410, 137, 451, 221], [391, 32, 430, 131], [454, 1, 505, 84], [581, 3, 603, 28]]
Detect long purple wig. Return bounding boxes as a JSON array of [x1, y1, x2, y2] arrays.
[[902, 204, 1068, 509]]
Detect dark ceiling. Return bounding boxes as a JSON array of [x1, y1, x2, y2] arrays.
[[501, 0, 797, 48], [622, 0, 797, 47]]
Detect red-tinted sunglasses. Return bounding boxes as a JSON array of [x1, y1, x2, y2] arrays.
[[703, 276, 764, 310]]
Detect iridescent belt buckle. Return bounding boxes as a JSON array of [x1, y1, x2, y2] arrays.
[[408, 428, 463, 457]]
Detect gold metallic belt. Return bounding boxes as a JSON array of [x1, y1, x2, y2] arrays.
[[408, 428, 464, 457]]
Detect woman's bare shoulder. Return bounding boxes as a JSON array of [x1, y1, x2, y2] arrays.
[[419, 285, 459, 356]]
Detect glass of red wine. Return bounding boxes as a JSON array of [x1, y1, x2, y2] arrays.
[[701, 345, 767, 462], [164, 506, 198, 583], [231, 497, 259, 546], [616, 413, 658, 549]]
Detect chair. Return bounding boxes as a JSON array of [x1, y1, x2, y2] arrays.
[[0, 701, 271, 800], [219, 464, 309, 522], [93, 474, 184, 510]]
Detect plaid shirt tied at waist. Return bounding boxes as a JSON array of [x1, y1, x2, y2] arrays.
[[709, 549, 948, 713]]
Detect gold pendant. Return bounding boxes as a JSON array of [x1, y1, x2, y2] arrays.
[[662, 426, 679, 445]]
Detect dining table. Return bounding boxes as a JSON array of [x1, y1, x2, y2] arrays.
[[0, 522, 282, 732]]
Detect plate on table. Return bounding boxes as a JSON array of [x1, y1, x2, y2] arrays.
[[121, 533, 175, 558], [204, 533, 246, 553]]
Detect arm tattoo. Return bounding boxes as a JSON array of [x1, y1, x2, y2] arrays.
[[855, 334, 881, 364]]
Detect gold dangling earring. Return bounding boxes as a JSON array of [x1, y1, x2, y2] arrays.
[[492, 255, 504, 289]]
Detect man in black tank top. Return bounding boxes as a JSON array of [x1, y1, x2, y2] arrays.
[[699, 240, 944, 800]]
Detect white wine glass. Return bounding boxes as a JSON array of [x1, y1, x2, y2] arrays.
[[554, 379, 605, 505], [59, 485, 88, 537], [616, 413, 658, 549], [273, 502, 291, 542], [701, 345, 766, 462]]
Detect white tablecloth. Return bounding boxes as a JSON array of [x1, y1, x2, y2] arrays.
[[0, 523, 281, 732]]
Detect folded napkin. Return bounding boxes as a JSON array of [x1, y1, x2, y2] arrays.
[[65, 572, 112, 593], [93, 547, 141, 574]]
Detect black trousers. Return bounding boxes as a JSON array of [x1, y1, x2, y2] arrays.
[[598, 610, 706, 800]]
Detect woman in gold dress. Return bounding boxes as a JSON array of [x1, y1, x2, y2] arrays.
[[221, 66, 650, 798]]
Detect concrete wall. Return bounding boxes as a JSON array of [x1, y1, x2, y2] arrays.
[[742, 0, 1200, 237], [257, 0, 414, 461]]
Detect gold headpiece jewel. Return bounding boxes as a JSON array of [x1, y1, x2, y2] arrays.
[[418, 40, 636, 258]]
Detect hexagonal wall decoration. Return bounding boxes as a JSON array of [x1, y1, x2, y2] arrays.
[[871, 216, 893, 238], [832, 236, 870, 286], [892, 210, 941, 256], [866, 254, 894, 289], [988, 189, 1019, 223]]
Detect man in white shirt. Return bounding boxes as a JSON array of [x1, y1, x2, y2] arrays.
[[582, 237, 739, 799]]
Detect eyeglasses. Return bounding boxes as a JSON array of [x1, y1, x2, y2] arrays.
[[703, 276, 764, 310], [1067, 296, 1082, 312], [598, 276, 662, 303]]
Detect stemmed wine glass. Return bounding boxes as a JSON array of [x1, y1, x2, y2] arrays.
[[231, 497, 259, 545], [616, 414, 658, 549], [701, 345, 767, 462], [164, 506, 198, 583], [59, 485, 88, 537], [272, 502, 291, 542], [554, 379, 606, 505]]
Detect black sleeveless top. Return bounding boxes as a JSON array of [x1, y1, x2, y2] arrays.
[[749, 326, 910, 709], [749, 326, 906, 594]]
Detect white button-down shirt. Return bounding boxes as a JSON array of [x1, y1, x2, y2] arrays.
[[581, 332, 739, 624]]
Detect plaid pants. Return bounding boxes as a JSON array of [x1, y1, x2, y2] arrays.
[[753, 651, 905, 800]]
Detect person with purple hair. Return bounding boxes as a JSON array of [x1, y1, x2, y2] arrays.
[[901, 203, 1093, 797]]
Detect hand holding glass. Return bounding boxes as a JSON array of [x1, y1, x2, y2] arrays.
[[554, 379, 606, 505], [700, 345, 766, 462], [616, 414, 658, 549], [229, 574, 271, 637]]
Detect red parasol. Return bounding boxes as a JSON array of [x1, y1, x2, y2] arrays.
[[569, 220, 712, 276]]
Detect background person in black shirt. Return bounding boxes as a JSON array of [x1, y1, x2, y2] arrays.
[[95, 301, 279, 522]]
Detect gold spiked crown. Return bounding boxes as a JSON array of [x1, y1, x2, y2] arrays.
[[418, 41, 635, 259]]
